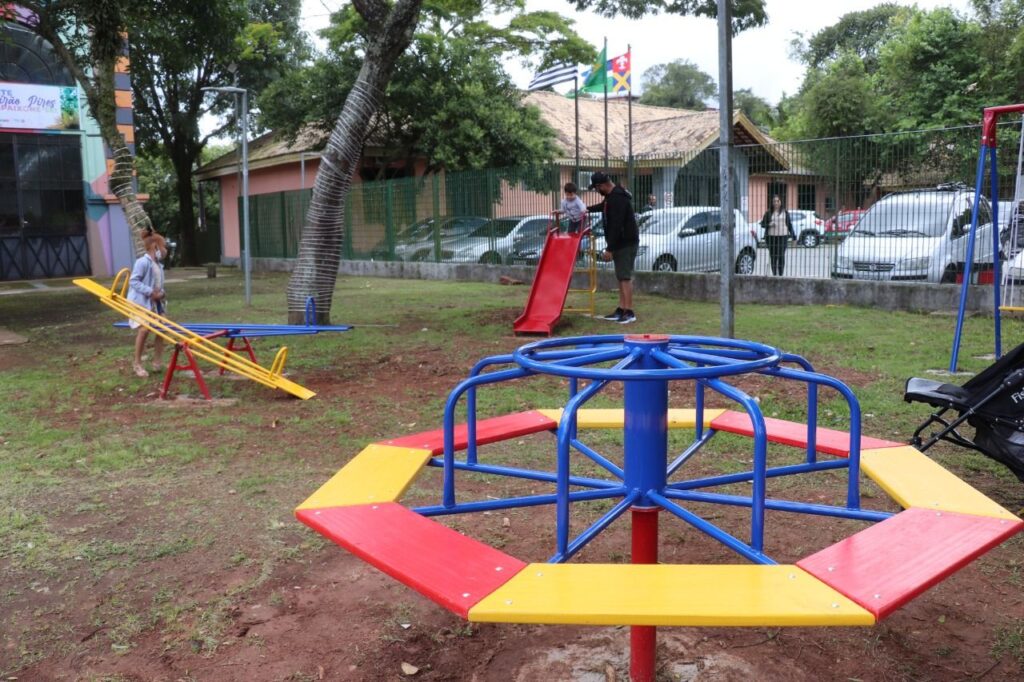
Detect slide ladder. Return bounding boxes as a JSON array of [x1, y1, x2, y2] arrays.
[[513, 224, 590, 336], [74, 269, 315, 400]]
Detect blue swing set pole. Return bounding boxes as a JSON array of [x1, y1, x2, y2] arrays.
[[991, 145, 1003, 360], [950, 144, 990, 373], [950, 104, 1024, 372]]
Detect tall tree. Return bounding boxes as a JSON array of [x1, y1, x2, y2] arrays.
[[285, 0, 424, 323], [638, 60, 715, 110], [286, 0, 768, 322], [130, 0, 306, 265], [260, 2, 589, 172], [796, 3, 903, 73], [875, 8, 985, 130], [733, 88, 774, 128], [18, 0, 152, 255]]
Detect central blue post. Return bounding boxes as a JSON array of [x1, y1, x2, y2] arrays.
[[622, 335, 669, 682], [623, 335, 670, 501]]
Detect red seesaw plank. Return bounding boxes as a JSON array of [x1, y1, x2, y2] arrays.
[[797, 507, 1023, 619], [380, 410, 558, 455], [709, 410, 903, 457], [296, 502, 526, 618]]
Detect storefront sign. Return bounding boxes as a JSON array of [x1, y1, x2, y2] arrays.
[[0, 82, 79, 130]]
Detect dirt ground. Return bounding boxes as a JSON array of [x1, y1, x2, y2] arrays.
[[2, 283, 1023, 682]]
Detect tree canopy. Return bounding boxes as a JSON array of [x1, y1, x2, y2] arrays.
[[261, 0, 592, 173], [570, 0, 767, 30], [129, 0, 307, 264], [638, 59, 716, 110], [778, 4, 1024, 141]]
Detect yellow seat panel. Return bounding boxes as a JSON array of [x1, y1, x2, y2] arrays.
[[536, 408, 725, 429], [861, 446, 1018, 520], [296, 444, 432, 510], [469, 564, 874, 626]]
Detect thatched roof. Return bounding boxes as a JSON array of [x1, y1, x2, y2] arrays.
[[196, 125, 329, 179], [197, 91, 789, 179], [521, 90, 787, 171]]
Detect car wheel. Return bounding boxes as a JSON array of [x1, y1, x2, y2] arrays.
[[940, 265, 958, 284], [653, 255, 677, 272], [734, 249, 755, 275], [799, 231, 820, 248], [480, 252, 502, 265]]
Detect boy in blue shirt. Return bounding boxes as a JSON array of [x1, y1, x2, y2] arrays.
[[561, 182, 587, 233]]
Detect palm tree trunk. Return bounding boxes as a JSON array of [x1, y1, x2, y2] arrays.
[[286, 0, 422, 324]]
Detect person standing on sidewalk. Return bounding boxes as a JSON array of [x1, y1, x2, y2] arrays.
[[759, 195, 796, 276], [587, 171, 639, 324]]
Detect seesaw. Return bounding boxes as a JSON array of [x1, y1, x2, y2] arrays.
[[111, 297, 350, 395], [74, 269, 315, 400], [296, 334, 1022, 681]]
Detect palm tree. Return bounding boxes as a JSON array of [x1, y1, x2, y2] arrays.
[[286, 0, 423, 323]]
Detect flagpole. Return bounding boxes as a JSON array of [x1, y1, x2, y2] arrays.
[[627, 45, 634, 195], [574, 73, 580, 180], [603, 36, 608, 169]]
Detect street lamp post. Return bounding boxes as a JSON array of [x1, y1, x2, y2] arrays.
[[202, 85, 250, 306]]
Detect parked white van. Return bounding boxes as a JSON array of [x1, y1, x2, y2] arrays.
[[831, 185, 996, 283]]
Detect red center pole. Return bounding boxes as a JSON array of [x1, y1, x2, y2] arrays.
[[630, 506, 659, 682]]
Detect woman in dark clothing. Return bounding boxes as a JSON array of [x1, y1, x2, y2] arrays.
[[759, 195, 796, 276]]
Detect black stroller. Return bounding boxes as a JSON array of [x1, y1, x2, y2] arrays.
[[904, 342, 1024, 482]]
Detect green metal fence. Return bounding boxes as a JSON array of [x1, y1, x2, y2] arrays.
[[244, 122, 1024, 284]]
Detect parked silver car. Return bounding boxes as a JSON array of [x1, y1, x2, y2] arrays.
[[442, 214, 552, 264], [636, 207, 758, 274], [378, 216, 489, 261]]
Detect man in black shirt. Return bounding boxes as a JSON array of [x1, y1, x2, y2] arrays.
[[587, 171, 639, 323]]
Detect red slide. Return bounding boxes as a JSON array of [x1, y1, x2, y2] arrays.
[[513, 228, 588, 335]]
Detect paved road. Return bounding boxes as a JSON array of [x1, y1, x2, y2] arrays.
[[751, 243, 836, 279]]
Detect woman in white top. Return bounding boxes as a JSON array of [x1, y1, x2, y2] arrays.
[[759, 195, 796, 276], [127, 229, 168, 377]]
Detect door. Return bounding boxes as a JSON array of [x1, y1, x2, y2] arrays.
[[678, 211, 721, 271], [0, 133, 87, 280]]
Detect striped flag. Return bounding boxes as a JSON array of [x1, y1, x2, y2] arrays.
[[528, 62, 577, 91]]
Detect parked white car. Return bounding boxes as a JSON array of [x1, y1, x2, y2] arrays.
[[788, 210, 826, 248], [635, 207, 758, 274], [832, 185, 996, 283], [443, 214, 553, 264]]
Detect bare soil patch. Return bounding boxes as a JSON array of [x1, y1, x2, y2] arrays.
[[2, 296, 1022, 681]]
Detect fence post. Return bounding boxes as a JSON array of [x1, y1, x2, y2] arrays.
[[432, 172, 442, 262], [384, 181, 395, 260]]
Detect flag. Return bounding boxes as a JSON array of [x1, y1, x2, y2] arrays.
[[609, 51, 631, 94], [528, 62, 577, 91], [577, 46, 608, 95]]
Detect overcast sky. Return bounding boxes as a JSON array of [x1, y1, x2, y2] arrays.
[[299, 0, 973, 105]]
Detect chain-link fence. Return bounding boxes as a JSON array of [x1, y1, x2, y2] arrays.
[[246, 122, 1024, 284]]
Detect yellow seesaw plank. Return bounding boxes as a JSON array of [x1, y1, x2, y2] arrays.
[[74, 274, 315, 400], [469, 564, 874, 626], [296, 444, 432, 510], [536, 408, 725, 429], [861, 446, 1018, 521]]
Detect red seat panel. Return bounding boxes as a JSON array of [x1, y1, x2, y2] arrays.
[[380, 410, 558, 455], [296, 502, 526, 618], [797, 507, 1023, 619], [710, 410, 903, 457]]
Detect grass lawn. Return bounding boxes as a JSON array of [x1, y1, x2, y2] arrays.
[[1, 268, 1022, 681]]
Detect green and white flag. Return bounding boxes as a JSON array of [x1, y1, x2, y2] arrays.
[[575, 46, 608, 96]]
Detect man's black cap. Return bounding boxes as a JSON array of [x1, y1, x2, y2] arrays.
[[588, 171, 611, 190]]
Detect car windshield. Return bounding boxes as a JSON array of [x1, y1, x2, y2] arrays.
[[470, 218, 521, 238], [855, 195, 952, 237], [442, 217, 488, 236], [396, 220, 435, 241]]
